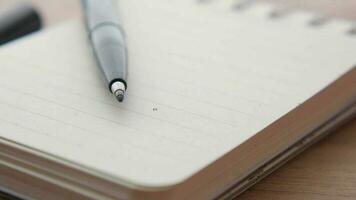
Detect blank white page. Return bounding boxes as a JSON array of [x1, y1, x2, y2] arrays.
[[0, 0, 355, 188]]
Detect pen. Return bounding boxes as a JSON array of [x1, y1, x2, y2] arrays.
[[81, 0, 128, 102], [0, 2, 42, 45]]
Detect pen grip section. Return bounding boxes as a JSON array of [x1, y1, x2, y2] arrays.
[[91, 25, 128, 87]]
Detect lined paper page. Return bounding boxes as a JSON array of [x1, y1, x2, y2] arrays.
[[0, 0, 355, 187]]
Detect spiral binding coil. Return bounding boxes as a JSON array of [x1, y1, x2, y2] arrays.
[[268, 8, 291, 19], [348, 27, 356, 35], [308, 16, 330, 27], [231, 0, 254, 11], [200, 0, 356, 37]]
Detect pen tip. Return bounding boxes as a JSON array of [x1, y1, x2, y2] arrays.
[[111, 81, 126, 102], [114, 90, 125, 102]]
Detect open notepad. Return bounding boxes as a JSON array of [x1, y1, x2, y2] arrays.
[[0, 0, 355, 199]]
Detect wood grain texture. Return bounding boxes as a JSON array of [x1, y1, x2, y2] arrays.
[[240, 118, 356, 200], [0, 0, 355, 199]]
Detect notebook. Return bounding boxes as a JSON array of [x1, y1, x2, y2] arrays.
[[0, 0, 355, 199]]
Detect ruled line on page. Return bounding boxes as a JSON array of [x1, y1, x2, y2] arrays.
[[0, 85, 229, 151], [0, 119, 187, 165], [0, 76, 249, 141], [0, 100, 216, 163], [1, 54, 290, 117], [0, 57, 275, 123], [2, 50, 302, 104], [1, 53, 289, 107]]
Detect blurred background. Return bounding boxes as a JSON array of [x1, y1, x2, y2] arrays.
[[1, 0, 356, 27]]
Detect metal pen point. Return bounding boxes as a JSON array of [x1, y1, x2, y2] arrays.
[[111, 81, 126, 102]]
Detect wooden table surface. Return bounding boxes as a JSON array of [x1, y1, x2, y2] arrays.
[[0, 0, 355, 199]]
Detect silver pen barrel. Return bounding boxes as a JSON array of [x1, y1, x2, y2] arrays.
[[82, 0, 128, 102]]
